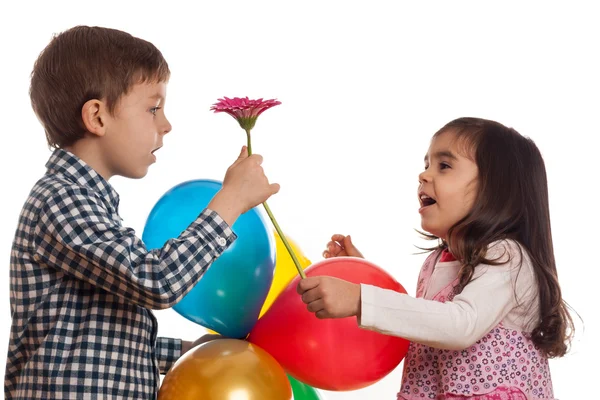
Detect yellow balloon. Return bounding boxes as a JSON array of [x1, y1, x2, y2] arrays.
[[260, 231, 311, 317], [159, 339, 292, 400]]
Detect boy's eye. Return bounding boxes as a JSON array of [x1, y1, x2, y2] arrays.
[[439, 162, 450, 170], [150, 107, 161, 116]]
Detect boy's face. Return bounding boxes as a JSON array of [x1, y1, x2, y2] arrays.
[[417, 131, 479, 240], [100, 82, 172, 179]]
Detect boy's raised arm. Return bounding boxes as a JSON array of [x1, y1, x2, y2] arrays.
[[32, 186, 235, 309]]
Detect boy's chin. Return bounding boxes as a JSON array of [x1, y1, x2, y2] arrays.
[[122, 167, 150, 180]]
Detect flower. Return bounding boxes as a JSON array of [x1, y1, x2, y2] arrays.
[[210, 97, 281, 132], [211, 97, 306, 279]]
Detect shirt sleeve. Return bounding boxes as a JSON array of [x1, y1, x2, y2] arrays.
[[156, 337, 182, 374], [359, 241, 536, 350], [32, 186, 236, 310]]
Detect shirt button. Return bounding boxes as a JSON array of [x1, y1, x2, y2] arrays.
[[216, 236, 227, 247]]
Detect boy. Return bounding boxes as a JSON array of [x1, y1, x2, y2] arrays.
[[4, 25, 279, 399]]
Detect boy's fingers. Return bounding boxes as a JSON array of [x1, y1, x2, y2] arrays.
[[237, 146, 248, 160], [269, 183, 280, 195], [249, 154, 263, 165]]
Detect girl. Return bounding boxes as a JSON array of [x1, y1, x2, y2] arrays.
[[297, 117, 573, 399]]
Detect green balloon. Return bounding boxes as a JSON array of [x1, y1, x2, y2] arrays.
[[288, 375, 324, 400]]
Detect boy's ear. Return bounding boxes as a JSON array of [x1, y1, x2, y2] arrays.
[[81, 99, 109, 137]]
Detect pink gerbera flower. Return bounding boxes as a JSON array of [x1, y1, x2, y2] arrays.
[[210, 96, 306, 279], [210, 96, 281, 132]]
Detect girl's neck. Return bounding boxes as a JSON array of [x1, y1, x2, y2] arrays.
[[440, 248, 457, 262]]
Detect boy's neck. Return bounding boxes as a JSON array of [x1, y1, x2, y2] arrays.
[[64, 140, 113, 181]]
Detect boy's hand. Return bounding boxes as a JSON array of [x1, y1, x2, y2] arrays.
[[297, 276, 361, 319], [208, 146, 280, 226], [323, 234, 364, 259], [181, 333, 223, 354]]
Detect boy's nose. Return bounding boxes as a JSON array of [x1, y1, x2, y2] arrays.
[[162, 118, 172, 135]]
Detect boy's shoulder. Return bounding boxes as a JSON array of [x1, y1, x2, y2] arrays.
[[25, 149, 113, 214], [13, 165, 95, 249], [24, 169, 93, 216]]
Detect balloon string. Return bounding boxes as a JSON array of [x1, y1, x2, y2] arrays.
[[246, 129, 306, 279]]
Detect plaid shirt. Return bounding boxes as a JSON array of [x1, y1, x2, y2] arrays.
[[5, 149, 236, 399]]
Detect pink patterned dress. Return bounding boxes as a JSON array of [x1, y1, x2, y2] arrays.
[[397, 250, 555, 400]]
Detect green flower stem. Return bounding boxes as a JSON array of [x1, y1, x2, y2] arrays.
[[262, 202, 306, 279], [245, 129, 306, 279], [245, 129, 252, 155]]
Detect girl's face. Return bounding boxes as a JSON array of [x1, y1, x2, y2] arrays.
[[418, 130, 479, 240]]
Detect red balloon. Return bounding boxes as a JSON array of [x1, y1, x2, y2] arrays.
[[247, 257, 410, 391]]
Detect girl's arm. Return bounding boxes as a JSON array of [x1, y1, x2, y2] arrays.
[[359, 241, 537, 349]]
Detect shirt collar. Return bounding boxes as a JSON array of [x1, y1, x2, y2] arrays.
[[45, 148, 120, 213], [439, 249, 457, 262]]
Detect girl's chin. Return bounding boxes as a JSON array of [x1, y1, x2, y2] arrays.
[[420, 225, 445, 240]]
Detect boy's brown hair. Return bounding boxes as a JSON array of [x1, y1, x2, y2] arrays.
[[30, 25, 170, 149]]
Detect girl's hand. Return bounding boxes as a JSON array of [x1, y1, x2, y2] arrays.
[[323, 234, 364, 259], [297, 276, 361, 319]]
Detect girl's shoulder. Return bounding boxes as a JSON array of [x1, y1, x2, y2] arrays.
[[484, 240, 540, 326], [485, 239, 530, 268], [480, 240, 537, 293]]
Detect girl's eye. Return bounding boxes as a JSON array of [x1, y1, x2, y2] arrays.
[[439, 162, 450, 170], [150, 107, 161, 116], [424, 164, 430, 171]]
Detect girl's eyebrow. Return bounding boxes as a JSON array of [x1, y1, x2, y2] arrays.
[[424, 150, 458, 162]]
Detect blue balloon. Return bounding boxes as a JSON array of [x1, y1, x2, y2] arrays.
[[142, 179, 275, 338]]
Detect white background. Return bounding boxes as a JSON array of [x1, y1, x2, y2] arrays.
[[1, 1, 598, 399]]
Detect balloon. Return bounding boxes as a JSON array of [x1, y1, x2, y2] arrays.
[[159, 339, 292, 400], [260, 231, 311, 317], [248, 257, 410, 391], [142, 179, 275, 338], [288, 375, 324, 400], [202, 231, 309, 334]]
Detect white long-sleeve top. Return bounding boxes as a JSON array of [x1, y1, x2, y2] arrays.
[[359, 240, 540, 350]]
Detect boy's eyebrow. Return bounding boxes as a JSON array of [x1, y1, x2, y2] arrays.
[[148, 93, 164, 100], [424, 150, 458, 162]]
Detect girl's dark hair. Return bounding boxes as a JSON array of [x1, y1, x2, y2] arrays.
[[422, 117, 573, 358]]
